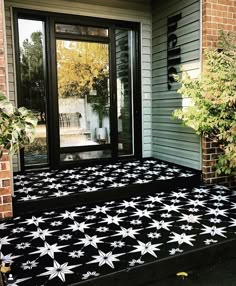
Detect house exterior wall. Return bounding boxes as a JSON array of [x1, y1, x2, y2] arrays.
[[152, 0, 202, 170], [0, 0, 13, 219], [4, 0, 152, 171], [201, 0, 236, 186]]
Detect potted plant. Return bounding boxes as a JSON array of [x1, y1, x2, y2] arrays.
[[0, 93, 38, 158], [89, 72, 109, 141]]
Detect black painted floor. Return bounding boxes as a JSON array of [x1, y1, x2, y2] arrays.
[[1, 184, 236, 285], [13, 159, 196, 203]]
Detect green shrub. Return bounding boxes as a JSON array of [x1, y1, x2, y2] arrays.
[[173, 31, 236, 175], [0, 93, 37, 158]]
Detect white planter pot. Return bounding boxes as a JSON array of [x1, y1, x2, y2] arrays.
[[96, 127, 107, 140]]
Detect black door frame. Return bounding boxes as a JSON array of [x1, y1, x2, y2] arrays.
[[13, 8, 142, 170]]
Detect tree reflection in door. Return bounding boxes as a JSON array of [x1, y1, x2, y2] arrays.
[[19, 19, 48, 166], [56, 40, 110, 147]]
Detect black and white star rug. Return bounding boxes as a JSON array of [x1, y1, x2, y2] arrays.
[[1, 184, 236, 285], [13, 159, 197, 203]]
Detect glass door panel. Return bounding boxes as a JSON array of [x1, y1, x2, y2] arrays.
[[115, 29, 134, 156], [56, 40, 110, 149], [18, 19, 48, 166]]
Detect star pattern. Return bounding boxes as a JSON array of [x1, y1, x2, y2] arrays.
[[0, 160, 234, 285], [13, 159, 196, 202]]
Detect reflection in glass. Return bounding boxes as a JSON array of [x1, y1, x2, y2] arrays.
[[116, 29, 133, 156], [56, 40, 110, 148], [60, 150, 111, 161], [18, 19, 48, 166], [55, 24, 108, 37]]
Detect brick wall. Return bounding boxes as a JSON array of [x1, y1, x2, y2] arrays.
[[202, 0, 236, 186], [0, 152, 13, 219], [0, 1, 13, 218]]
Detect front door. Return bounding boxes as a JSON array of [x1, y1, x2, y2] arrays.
[[15, 11, 141, 170]]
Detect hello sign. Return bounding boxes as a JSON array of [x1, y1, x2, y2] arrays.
[[167, 13, 182, 90]]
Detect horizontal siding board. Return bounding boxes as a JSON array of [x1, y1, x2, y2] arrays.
[[153, 123, 194, 133], [153, 20, 199, 42], [153, 145, 200, 161], [152, 0, 201, 169], [153, 137, 200, 152], [153, 152, 200, 170], [153, 130, 200, 143]]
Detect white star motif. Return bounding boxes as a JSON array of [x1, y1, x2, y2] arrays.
[[187, 199, 207, 207], [59, 234, 72, 241], [113, 227, 141, 239], [200, 225, 226, 237], [69, 250, 84, 258], [4, 277, 31, 286], [160, 204, 182, 213], [119, 200, 139, 208], [204, 239, 218, 245], [168, 232, 196, 246], [148, 220, 173, 231], [109, 182, 127, 188], [100, 177, 115, 183], [12, 227, 25, 233], [16, 242, 31, 249], [87, 250, 124, 268], [132, 209, 155, 218], [57, 210, 79, 220], [50, 221, 63, 227], [231, 203, 236, 209], [101, 215, 125, 226], [147, 232, 161, 239], [229, 218, 236, 227], [134, 179, 152, 184], [206, 208, 228, 217], [90, 205, 112, 214], [81, 186, 101, 192], [0, 223, 13, 230], [19, 195, 42, 201], [21, 260, 38, 270], [82, 271, 100, 280], [64, 221, 94, 232], [170, 191, 188, 198], [210, 194, 229, 202], [129, 259, 145, 267], [96, 226, 109, 232], [110, 241, 125, 248], [39, 260, 80, 282], [0, 236, 16, 248], [21, 216, 48, 226], [145, 195, 164, 204], [0, 252, 21, 264], [30, 242, 68, 258], [178, 214, 202, 224], [25, 228, 57, 240], [50, 190, 71, 197], [76, 234, 105, 248], [169, 248, 183, 255], [131, 241, 162, 258]]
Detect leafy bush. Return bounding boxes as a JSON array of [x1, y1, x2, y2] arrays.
[[0, 94, 37, 158], [173, 31, 236, 175]]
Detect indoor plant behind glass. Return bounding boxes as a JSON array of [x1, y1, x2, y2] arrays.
[[89, 73, 109, 141], [0, 93, 38, 158]]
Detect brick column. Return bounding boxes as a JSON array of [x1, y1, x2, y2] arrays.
[[0, 152, 13, 219], [0, 1, 13, 218], [201, 0, 236, 186]]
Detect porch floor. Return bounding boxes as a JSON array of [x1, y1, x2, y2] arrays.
[[1, 184, 236, 285], [13, 159, 200, 215]]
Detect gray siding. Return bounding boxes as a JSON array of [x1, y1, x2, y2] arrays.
[[152, 0, 201, 170], [4, 0, 152, 171]]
